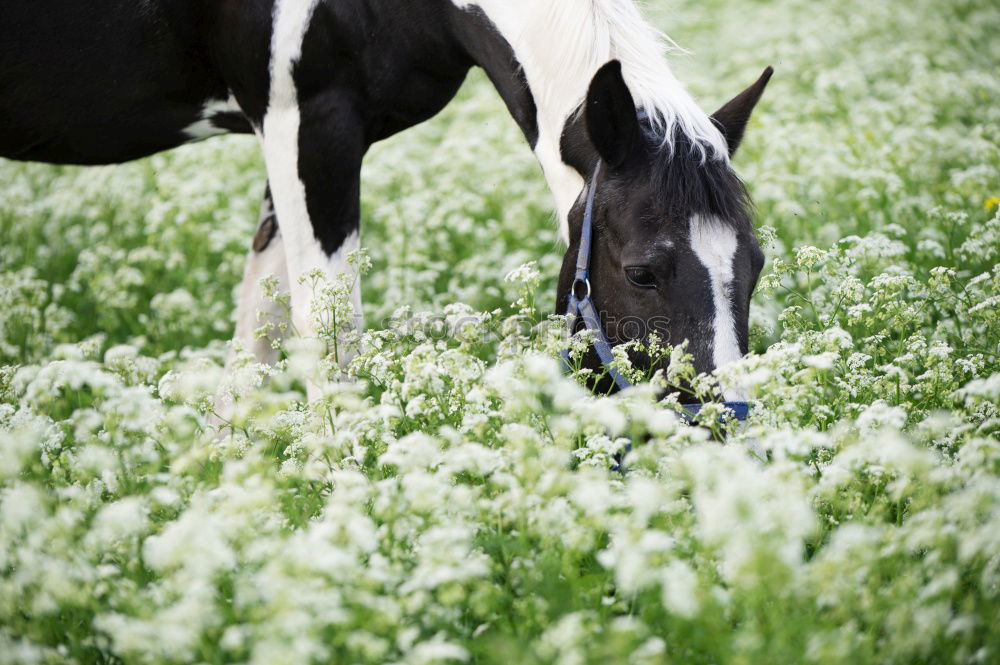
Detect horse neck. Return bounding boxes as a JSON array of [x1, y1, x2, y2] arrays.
[[450, 0, 722, 242]]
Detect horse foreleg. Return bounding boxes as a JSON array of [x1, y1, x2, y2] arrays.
[[213, 185, 289, 425], [258, 98, 365, 400], [231, 184, 288, 367], [257, 0, 367, 399]]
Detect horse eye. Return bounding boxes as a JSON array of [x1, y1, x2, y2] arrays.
[[625, 267, 657, 289]]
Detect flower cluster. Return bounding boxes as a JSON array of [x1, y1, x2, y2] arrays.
[[1, 0, 998, 663]]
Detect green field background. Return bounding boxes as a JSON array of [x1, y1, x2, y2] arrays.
[[1, 0, 998, 663]]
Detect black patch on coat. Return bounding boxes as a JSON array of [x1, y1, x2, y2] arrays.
[[0, 0, 241, 163], [450, 6, 539, 147], [287, 0, 472, 254], [209, 111, 255, 135]]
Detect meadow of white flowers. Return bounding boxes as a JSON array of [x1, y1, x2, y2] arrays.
[[1, 0, 998, 663]]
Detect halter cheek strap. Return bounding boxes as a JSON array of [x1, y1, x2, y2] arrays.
[[560, 161, 631, 391], [560, 159, 751, 425]]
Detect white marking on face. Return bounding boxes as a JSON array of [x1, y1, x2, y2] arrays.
[[689, 214, 745, 400], [451, 1, 728, 241]]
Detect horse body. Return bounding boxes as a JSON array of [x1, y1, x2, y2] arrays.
[[0, 1, 233, 163], [0, 0, 770, 400], [0, 0, 477, 163]]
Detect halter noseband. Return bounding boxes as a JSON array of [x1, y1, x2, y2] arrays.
[[560, 159, 751, 425]]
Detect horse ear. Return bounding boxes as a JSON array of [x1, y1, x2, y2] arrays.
[[586, 60, 641, 168], [711, 66, 774, 156]]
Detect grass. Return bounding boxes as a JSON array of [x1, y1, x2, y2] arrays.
[[1, 0, 998, 663]]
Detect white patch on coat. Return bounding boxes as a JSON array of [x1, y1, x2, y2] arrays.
[[451, 0, 728, 240], [260, 0, 327, 338], [183, 96, 242, 140], [689, 214, 746, 401]]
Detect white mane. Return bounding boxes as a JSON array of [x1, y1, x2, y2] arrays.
[[537, 0, 728, 160], [455, 0, 728, 161], [452, 0, 729, 236]]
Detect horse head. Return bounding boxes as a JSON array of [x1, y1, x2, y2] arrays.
[[557, 61, 772, 398]]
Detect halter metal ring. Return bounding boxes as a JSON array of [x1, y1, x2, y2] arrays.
[[571, 277, 591, 299]]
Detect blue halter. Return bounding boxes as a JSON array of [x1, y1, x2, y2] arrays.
[[560, 159, 751, 425]]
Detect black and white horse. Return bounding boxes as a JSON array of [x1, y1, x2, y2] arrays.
[[0, 0, 770, 398]]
